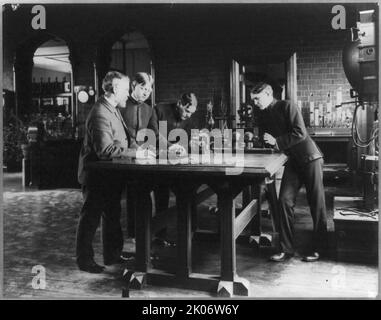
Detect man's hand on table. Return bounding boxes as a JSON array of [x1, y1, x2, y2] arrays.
[[168, 143, 187, 158], [263, 133, 276, 146], [119, 146, 156, 160], [263, 132, 279, 150], [136, 145, 157, 160]]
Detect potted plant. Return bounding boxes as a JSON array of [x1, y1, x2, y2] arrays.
[[19, 128, 30, 158], [3, 123, 28, 172]]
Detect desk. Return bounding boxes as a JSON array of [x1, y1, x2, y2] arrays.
[[333, 197, 378, 264], [26, 139, 82, 189], [88, 152, 287, 296], [309, 132, 357, 170]]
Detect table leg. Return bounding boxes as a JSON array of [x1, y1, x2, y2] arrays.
[[250, 183, 263, 246], [173, 183, 195, 279], [129, 183, 152, 289], [191, 189, 198, 233], [242, 186, 252, 208], [215, 182, 250, 297], [217, 182, 236, 282], [125, 185, 136, 238], [263, 178, 280, 249]]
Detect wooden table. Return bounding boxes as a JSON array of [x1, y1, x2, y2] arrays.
[[87, 152, 288, 296]]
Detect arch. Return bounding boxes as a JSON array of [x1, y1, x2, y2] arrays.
[[13, 32, 75, 118]]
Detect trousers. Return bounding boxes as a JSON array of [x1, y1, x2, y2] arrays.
[[126, 184, 170, 238], [278, 157, 328, 254], [76, 173, 125, 264]]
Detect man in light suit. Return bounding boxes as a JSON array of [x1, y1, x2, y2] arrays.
[[250, 82, 327, 262], [76, 71, 146, 273]]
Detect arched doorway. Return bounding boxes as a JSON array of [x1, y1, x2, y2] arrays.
[[14, 34, 74, 137], [31, 38, 74, 139], [11, 35, 79, 187]]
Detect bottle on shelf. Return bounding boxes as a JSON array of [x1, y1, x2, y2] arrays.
[[47, 77, 51, 95], [206, 100, 214, 130], [309, 93, 314, 127], [57, 113, 64, 136], [336, 87, 343, 107], [331, 106, 336, 128], [61, 77, 66, 93], [63, 98, 69, 114], [318, 103, 324, 127], [40, 77, 44, 96], [63, 77, 71, 93], [336, 107, 342, 127], [314, 107, 319, 127], [74, 126, 79, 140], [326, 92, 332, 127], [54, 77, 59, 95]]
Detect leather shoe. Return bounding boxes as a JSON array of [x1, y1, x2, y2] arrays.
[[104, 252, 135, 266], [120, 252, 135, 261], [78, 260, 105, 273], [269, 252, 293, 262], [302, 252, 320, 262]]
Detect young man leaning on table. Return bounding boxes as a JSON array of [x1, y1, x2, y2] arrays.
[[250, 82, 328, 263], [149, 92, 199, 245]]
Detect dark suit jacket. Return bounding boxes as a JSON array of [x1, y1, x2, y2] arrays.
[[77, 96, 134, 185], [119, 97, 158, 144], [258, 99, 323, 166], [154, 102, 194, 138]]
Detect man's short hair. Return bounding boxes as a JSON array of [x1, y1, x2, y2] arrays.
[[250, 82, 272, 95], [102, 71, 129, 93], [132, 72, 154, 87], [180, 92, 197, 107]]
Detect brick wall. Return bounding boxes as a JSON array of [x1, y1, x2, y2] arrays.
[[152, 6, 355, 128], [297, 29, 352, 104]]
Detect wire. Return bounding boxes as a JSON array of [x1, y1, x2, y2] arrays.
[[351, 99, 379, 148], [336, 207, 378, 214], [337, 206, 379, 219]]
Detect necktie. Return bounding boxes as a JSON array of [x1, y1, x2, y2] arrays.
[[115, 108, 132, 146], [115, 108, 124, 126]]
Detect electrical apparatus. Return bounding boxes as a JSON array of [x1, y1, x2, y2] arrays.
[[334, 9, 378, 263]]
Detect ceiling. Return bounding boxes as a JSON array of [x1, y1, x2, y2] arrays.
[[33, 39, 71, 73]]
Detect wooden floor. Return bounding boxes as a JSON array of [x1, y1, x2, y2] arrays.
[[2, 172, 379, 299]]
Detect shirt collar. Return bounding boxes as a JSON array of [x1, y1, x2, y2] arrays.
[[174, 103, 182, 121], [129, 95, 140, 105], [262, 98, 277, 112], [269, 98, 277, 108]]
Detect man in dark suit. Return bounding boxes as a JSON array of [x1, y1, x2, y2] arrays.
[[76, 71, 154, 273], [154, 92, 198, 136], [152, 93, 198, 215], [119, 72, 156, 144], [250, 82, 327, 262]]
